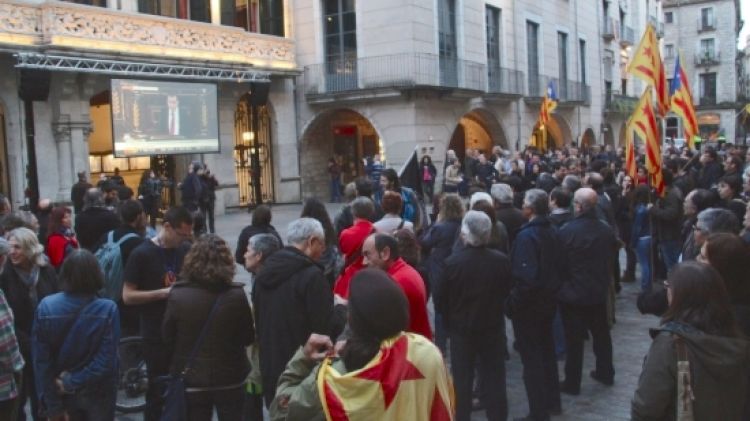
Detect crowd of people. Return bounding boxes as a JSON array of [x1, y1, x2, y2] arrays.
[[0, 141, 749, 421]]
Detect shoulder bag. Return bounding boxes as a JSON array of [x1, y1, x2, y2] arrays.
[[674, 335, 695, 421], [159, 292, 225, 421]]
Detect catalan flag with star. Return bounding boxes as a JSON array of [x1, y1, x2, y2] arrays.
[[627, 23, 670, 117], [669, 53, 698, 148], [317, 333, 454, 421]]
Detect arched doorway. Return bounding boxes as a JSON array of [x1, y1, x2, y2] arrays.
[[603, 123, 615, 146], [449, 109, 508, 159], [300, 109, 382, 199], [581, 128, 596, 149], [618, 123, 627, 147], [234, 94, 274, 206], [529, 113, 573, 150]]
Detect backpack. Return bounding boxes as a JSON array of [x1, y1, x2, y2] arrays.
[[95, 231, 139, 302], [400, 187, 418, 224]]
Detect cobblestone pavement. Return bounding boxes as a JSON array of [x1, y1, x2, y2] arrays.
[[108, 203, 659, 421]]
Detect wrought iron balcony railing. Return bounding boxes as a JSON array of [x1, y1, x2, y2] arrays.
[[527, 75, 590, 104], [604, 91, 638, 114]]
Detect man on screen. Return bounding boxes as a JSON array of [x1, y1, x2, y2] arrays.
[[165, 94, 182, 136]]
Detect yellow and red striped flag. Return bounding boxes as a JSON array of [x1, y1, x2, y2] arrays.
[[317, 333, 454, 421], [630, 86, 665, 196], [624, 117, 638, 182], [627, 23, 670, 117], [669, 53, 699, 148]]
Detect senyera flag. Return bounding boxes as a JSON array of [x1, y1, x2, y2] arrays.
[[317, 333, 454, 421], [624, 117, 637, 182], [669, 54, 698, 148], [630, 86, 665, 196], [627, 23, 670, 117]]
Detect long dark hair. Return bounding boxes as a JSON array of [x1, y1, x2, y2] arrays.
[[662, 261, 742, 337], [300, 198, 335, 246], [381, 168, 401, 192], [705, 233, 750, 306], [48, 206, 71, 234]]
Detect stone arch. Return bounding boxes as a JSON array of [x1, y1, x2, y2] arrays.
[[581, 127, 596, 149], [299, 108, 382, 200], [603, 123, 615, 146], [618, 123, 627, 147], [449, 108, 509, 158]]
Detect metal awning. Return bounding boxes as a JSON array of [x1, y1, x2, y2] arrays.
[[14, 52, 271, 82]]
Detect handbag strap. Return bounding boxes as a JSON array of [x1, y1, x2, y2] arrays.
[[182, 292, 225, 375]]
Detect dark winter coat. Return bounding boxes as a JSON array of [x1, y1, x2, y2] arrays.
[[495, 205, 525, 246], [252, 247, 345, 405], [631, 322, 750, 421], [648, 185, 684, 243], [74, 207, 120, 251], [234, 224, 283, 265], [163, 282, 254, 389], [557, 210, 618, 306], [506, 216, 562, 319], [419, 218, 461, 290]]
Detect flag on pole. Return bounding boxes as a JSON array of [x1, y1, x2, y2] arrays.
[[317, 333, 454, 421], [539, 80, 558, 126], [630, 86, 665, 195], [669, 53, 699, 149], [624, 117, 638, 182], [627, 23, 670, 117]]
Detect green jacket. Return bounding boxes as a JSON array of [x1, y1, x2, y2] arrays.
[[269, 348, 338, 421], [631, 322, 750, 421]]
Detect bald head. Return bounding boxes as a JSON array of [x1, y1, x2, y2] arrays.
[[573, 187, 598, 215]]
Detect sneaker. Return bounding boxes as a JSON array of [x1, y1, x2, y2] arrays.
[[590, 370, 614, 386]]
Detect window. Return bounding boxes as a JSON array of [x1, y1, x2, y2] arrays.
[[438, 0, 457, 85], [324, 0, 357, 90], [221, 0, 257, 31], [486, 6, 501, 90], [579, 39, 586, 85], [558, 32, 568, 98], [664, 11, 673, 24], [139, 0, 208, 21], [701, 7, 714, 29], [700, 39, 715, 58], [64, 0, 106, 6], [665, 44, 675, 59], [527, 21, 540, 95], [259, 0, 284, 36], [699, 73, 717, 105]]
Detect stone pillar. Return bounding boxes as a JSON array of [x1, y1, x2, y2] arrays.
[[51, 121, 74, 202]]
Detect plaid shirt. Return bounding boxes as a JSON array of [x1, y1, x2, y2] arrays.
[[0, 289, 24, 401]]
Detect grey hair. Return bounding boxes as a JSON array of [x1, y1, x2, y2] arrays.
[[523, 189, 549, 216], [469, 192, 493, 208], [562, 175, 582, 193], [248, 233, 281, 262], [461, 210, 492, 247], [343, 182, 357, 202], [287, 217, 325, 245], [697, 208, 739, 234], [490, 183, 514, 204], [350, 196, 374, 219], [83, 188, 105, 210], [7, 227, 47, 267]]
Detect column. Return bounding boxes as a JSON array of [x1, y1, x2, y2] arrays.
[[52, 122, 74, 202]]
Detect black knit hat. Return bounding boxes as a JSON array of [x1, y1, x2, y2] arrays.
[[348, 268, 409, 341]]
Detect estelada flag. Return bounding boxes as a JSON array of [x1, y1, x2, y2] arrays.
[[669, 53, 698, 148], [318, 333, 454, 421], [627, 23, 670, 117], [539, 80, 558, 127], [630, 86, 665, 196]]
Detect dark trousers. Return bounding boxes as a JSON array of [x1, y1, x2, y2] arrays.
[[17, 361, 38, 421], [2, 372, 21, 421], [560, 302, 614, 392], [62, 383, 116, 421], [449, 329, 507, 421], [200, 201, 215, 234], [185, 386, 244, 421], [513, 312, 561, 421], [143, 342, 171, 421], [242, 392, 264, 421]]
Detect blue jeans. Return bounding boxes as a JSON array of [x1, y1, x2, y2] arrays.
[[635, 236, 653, 292], [330, 178, 341, 203], [62, 381, 116, 421], [659, 240, 681, 273]]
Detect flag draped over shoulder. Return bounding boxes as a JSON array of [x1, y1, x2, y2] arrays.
[[669, 54, 698, 148], [624, 117, 637, 182], [317, 333, 454, 421], [631, 86, 665, 196], [627, 23, 670, 117]]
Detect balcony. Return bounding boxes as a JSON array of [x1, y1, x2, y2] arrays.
[[0, 0, 295, 71], [602, 17, 615, 41], [527, 75, 590, 105], [697, 17, 716, 33], [620, 25, 635, 47], [604, 91, 639, 115], [698, 96, 716, 106], [695, 51, 721, 66], [487, 66, 524, 98], [303, 53, 490, 102]]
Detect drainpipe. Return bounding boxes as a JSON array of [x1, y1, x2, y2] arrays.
[[575, 0, 582, 145], [293, 76, 302, 201], [513, 1, 521, 151], [595, 0, 606, 144]]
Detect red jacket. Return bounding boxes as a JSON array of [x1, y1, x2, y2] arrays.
[[333, 219, 374, 298], [46, 232, 79, 268], [387, 258, 432, 340]]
